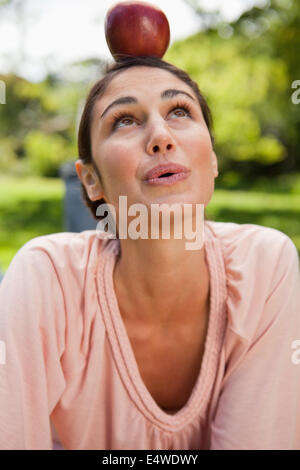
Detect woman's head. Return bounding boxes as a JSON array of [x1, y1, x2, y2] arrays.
[[76, 56, 218, 227]]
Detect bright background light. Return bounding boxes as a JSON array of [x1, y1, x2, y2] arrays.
[[0, 0, 268, 81]]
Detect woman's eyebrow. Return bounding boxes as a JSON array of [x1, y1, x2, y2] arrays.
[[100, 89, 196, 120]]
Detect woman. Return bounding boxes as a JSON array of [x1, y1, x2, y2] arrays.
[[0, 56, 299, 450]]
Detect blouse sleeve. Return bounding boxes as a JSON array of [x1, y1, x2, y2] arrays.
[[210, 236, 300, 450], [0, 242, 67, 449]]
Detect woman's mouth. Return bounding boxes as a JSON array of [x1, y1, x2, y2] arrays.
[[144, 171, 190, 186]]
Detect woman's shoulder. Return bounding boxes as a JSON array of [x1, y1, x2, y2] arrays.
[[12, 230, 104, 268], [205, 219, 298, 261], [205, 220, 299, 341], [1, 230, 109, 293], [21, 229, 101, 251]]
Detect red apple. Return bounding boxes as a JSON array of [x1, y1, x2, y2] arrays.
[[105, 1, 170, 60]]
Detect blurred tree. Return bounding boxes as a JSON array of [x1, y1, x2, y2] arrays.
[[168, 0, 300, 186], [0, 56, 106, 176], [234, 0, 300, 172], [0, 72, 80, 176]]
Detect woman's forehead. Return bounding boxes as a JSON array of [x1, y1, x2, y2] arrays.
[[93, 66, 198, 122], [95, 66, 197, 112]]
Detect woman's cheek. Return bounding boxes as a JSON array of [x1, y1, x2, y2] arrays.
[[189, 141, 212, 171], [102, 143, 136, 182], [182, 126, 212, 157]]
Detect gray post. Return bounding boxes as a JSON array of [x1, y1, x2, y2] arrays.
[[59, 160, 97, 232]]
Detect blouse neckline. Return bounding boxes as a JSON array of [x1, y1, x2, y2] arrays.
[[95, 221, 227, 431]]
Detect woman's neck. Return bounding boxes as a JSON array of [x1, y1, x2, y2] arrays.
[[113, 237, 210, 327]]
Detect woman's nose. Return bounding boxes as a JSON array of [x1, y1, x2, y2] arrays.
[[146, 123, 176, 156]]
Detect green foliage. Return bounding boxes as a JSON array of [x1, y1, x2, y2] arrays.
[[24, 130, 74, 177], [0, 137, 17, 171], [0, 73, 83, 177], [255, 135, 286, 164], [167, 0, 300, 181], [165, 30, 292, 173], [0, 177, 64, 272]]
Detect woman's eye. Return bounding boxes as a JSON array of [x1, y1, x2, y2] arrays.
[[114, 116, 135, 129], [170, 107, 190, 118], [112, 105, 190, 130]]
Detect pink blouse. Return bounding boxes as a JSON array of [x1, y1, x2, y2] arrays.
[[0, 220, 299, 450]]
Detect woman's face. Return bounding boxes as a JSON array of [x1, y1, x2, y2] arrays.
[[78, 66, 218, 220]]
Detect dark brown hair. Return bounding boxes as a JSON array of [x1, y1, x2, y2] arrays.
[[77, 55, 214, 223]]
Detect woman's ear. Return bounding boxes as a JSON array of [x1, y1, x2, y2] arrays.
[[211, 151, 219, 178], [75, 159, 104, 201]]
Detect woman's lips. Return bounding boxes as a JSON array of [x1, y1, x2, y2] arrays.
[[144, 171, 190, 186]]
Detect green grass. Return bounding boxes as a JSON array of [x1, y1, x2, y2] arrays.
[[0, 176, 299, 273], [0, 177, 64, 271], [207, 190, 300, 258]]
